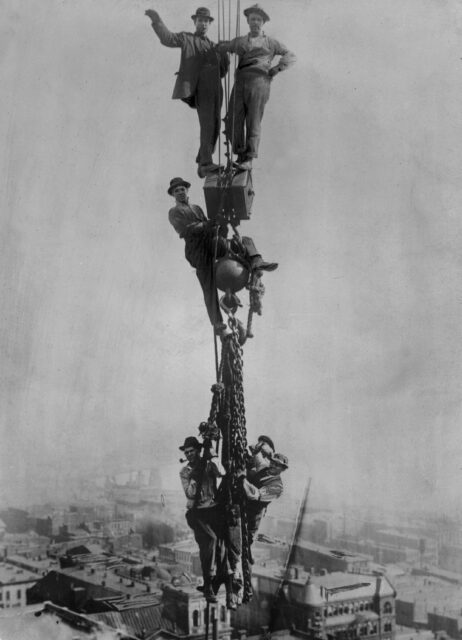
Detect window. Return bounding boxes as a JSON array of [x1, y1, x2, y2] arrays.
[[193, 610, 199, 627], [384, 623, 392, 633], [383, 602, 392, 614], [17, 589, 21, 600], [6, 592, 10, 601], [220, 606, 226, 622]]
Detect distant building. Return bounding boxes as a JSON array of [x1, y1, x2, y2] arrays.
[[0, 562, 38, 609], [394, 572, 462, 637], [439, 543, 462, 574], [158, 540, 201, 576], [248, 565, 396, 640], [293, 539, 372, 574]]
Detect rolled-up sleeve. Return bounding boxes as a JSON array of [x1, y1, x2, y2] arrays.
[[180, 467, 197, 499], [271, 38, 296, 70], [258, 476, 283, 502]]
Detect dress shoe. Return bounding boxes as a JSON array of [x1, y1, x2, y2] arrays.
[[252, 259, 278, 272], [197, 163, 222, 178]]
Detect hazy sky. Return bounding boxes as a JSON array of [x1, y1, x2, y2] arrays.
[[2, 0, 462, 512]]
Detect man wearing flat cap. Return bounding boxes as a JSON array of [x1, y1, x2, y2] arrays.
[[167, 176, 278, 336], [179, 435, 225, 602], [145, 7, 229, 178], [243, 436, 288, 547], [217, 4, 295, 170]]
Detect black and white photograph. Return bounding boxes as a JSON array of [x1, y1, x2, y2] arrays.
[[1, 0, 462, 638]]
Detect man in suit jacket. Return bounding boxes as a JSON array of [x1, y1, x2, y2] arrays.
[[145, 7, 229, 178], [167, 177, 278, 337]]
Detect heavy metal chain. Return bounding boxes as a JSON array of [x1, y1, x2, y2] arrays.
[[221, 317, 252, 603]]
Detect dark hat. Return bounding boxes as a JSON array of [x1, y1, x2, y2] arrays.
[[167, 177, 191, 195], [258, 435, 275, 451], [243, 4, 270, 22], [272, 453, 289, 469], [191, 7, 214, 22], [179, 436, 202, 451]]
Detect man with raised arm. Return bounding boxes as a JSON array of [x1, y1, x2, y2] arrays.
[[217, 4, 295, 170], [145, 7, 229, 178]]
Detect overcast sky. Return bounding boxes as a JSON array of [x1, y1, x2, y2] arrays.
[[1, 0, 462, 513]]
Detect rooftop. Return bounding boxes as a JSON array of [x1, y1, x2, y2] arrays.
[[0, 563, 38, 585], [61, 565, 160, 596], [295, 539, 371, 562]]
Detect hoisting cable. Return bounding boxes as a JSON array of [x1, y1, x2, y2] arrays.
[[229, 0, 240, 162]]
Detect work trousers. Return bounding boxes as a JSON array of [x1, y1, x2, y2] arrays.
[[225, 72, 271, 160], [195, 68, 223, 168], [189, 235, 260, 327], [186, 506, 223, 579], [246, 500, 268, 546]]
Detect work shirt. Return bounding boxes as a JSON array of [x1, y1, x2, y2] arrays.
[[245, 467, 284, 504], [180, 459, 222, 510], [219, 33, 295, 77]]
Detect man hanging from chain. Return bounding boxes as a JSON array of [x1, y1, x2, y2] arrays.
[[145, 7, 229, 178], [179, 435, 226, 603], [166, 177, 278, 338], [241, 436, 289, 548]]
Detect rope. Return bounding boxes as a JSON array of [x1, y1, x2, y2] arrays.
[[212, 222, 221, 382]]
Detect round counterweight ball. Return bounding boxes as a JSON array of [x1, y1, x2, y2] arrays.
[[215, 258, 250, 293]]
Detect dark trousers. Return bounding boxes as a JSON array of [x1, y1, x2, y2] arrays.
[[186, 506, 223, 579], [225, 73, 271, 160], [195, 70, 223, 167], [188, 235, 261, 327], [246, 501, 268, 546], [196, 262, 223, 327]]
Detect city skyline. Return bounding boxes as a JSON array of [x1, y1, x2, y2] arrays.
[[2, 0, 462, 512]]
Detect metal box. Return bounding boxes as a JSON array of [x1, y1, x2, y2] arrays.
[[203, 170, 255, 226]]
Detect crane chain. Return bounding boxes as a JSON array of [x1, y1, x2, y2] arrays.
[[224, 317, 252, 603]]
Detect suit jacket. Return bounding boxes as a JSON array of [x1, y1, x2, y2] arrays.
[[151, 18, 229, 103], [168, 202, 213, 269]]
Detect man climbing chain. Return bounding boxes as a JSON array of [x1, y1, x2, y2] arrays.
[[167, 176, 277, 338]]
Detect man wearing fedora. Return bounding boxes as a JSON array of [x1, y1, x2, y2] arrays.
[[167, 176, 277, 336], [145, 7, 229, 178], [179, 435, 225, 602], [217, 4, 295, 170]]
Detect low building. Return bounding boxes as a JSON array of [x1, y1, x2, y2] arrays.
[[293, 539, 372, 574], [0, 601, 134, 639], [89, 584, 233, 639], [0, 562, 38, 609], [394, 573, 462, 636], [158, 539, 201, 576]]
